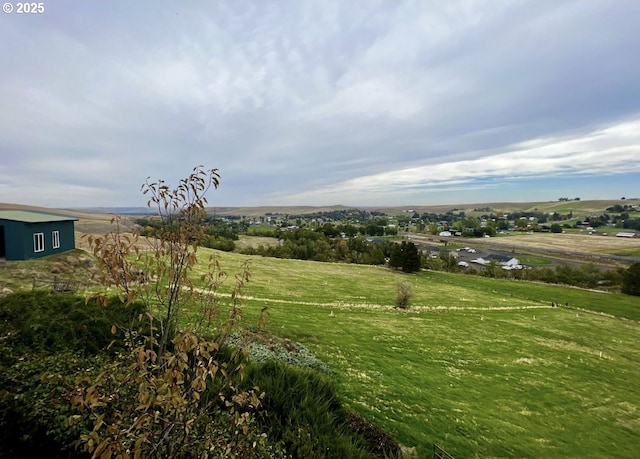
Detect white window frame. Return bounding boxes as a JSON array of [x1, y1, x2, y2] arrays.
[[52, 230, 60, 249], [34, 232, 45, 253]]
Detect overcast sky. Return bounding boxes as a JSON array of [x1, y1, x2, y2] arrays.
[[1, 0, 639, 208]]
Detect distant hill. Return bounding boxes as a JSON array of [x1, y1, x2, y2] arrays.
[[2, 199, 636, 221], [209, 205, 355, 217], [210, 199, 636, 217], [0, 202, 81, 216]]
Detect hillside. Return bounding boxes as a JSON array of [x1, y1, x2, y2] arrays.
[[365, 199, 636, 216], [2, 246, 640, 458], [207, 199, 637, 218], [4, 199, 635, 220]]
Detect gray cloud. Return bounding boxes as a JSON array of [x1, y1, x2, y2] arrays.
[[1, 0, 639, 207]]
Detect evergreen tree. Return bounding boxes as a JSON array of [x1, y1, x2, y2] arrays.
[[402, 241, 422, 273], [389, 243, 403, 269], [389, 241, 421, 273]]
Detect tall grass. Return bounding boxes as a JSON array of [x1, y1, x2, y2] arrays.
[[0, 290, 145, 355], [244, 361, 387, 459]]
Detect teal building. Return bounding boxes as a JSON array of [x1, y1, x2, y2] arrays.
[[0, 211, 78, 260]]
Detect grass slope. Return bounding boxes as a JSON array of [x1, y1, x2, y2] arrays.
[[2, 246, 639, 458], [194, 250, 640, 458], [268, 304, 640, 458]]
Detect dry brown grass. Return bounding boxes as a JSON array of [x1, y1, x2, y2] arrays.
[[234, 235, 280, 250], [409, 231, 640, 261], [478, 232, 640, 253]]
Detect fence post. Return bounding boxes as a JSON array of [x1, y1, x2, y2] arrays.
[[434, 443, 454, 459]]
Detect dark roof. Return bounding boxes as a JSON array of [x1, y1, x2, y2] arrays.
[[0, 210, 78, 223], [485, 254, 512, 263]]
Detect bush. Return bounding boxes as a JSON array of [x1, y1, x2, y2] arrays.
[[0, 291, 148, 457], [0, 351, 97, 458], [202, 236, 236, 251], [0, 291, 145, 356], [396, 281, 413, 309], [69, 331, 276, 459], [225, 329, 331, 373]]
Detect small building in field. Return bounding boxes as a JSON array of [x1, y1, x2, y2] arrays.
[[0, 210, 78, 260]]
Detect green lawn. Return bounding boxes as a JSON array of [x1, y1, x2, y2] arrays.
[[599, 247, 640, 258], [517, 256, 552, 265], [188, 250, 640, 458], [258, 303, 640, 458]]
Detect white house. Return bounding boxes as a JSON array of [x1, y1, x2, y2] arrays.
[[471, 255, 522, 270], [470, 257, 489, 266]]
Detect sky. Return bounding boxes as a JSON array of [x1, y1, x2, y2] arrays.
[[1, 0, 639, 209]]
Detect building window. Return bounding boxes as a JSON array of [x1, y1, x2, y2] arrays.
[[52, 230, 60, 249], [34, 233, 45, 252]]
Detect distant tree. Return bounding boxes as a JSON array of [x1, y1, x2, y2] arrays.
[[363, 224, 385, 236], [320, 222, 339, 238], [385, 226, 399, 236], [515, 219, 528, 231], [338, 223, 358, 237], [483, 260, 505, 278], [497, 220, 510, 230], [389, 244, 403, 270], [438, 252, 458, 273], [402, 241, 422, 273], [389, 241, 421, 273], [550, 223, 563, 233], [622, 263, 640, 296]]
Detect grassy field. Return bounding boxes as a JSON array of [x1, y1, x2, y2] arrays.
[[182, 250, 640, 458], [516, 256, 552, 265], [256, 301, 640, 458], [486, 232, 639, 254], [372, 199, 634, 219], [597, 247, 640, 258], [235, 234, 280, 250], [446, 232, 640, 263], [2, 238, 640, 458]]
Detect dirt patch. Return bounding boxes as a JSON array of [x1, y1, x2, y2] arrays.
[[347, 412, 400, 458]]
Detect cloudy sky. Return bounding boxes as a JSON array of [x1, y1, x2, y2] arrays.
[[1, 0, 639, 208]]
